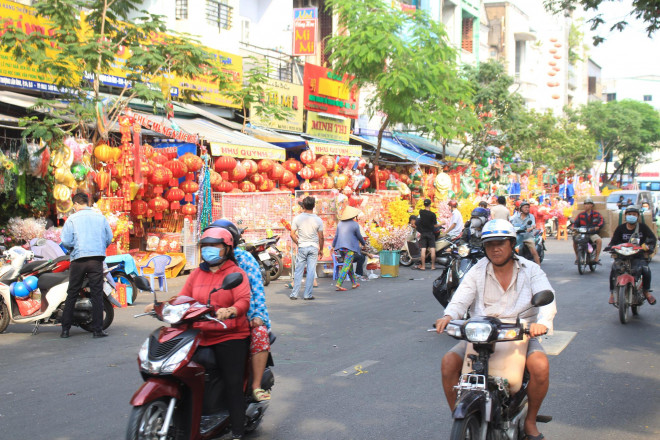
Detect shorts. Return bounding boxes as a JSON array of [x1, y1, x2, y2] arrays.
[[250, 325, 270, 355], [419, 232, 436, 249], [449, 337, 545, 358]]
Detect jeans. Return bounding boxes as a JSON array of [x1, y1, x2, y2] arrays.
[[291, 246, 318, 299], [354, 252, 366, 276]]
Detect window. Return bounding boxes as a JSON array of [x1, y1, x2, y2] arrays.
[[644, 95, 652, 102], [175, 0, 188, 20], [206, 0, 233, 30], [515, 40, 523, 76], [606, 92, 616, 102], [462, 17, 474, 53], [588, 76, 597, 95]]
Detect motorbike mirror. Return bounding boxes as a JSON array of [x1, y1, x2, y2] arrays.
[[134, 276, 153, 292], [221, 272, 244, 290], [531, 290, 554, 307]]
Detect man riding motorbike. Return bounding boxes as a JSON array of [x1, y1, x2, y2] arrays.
[[607, 206, 657, 306], [572, 197, 604, 264], [436, 219, 556, 440], [511, 201, 541, 264]]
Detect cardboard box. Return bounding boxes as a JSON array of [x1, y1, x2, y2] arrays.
[[570, 202, 608, 224], [575, 195, 607, 204], [605, 210, 656, 239]]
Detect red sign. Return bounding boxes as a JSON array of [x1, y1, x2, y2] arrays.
[[303, 63, 359, 119], [132, 113, 199, 144], [293, 19, 316, 56]]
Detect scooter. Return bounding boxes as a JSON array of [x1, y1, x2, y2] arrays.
[[245, 235, 284, 281], [400, 228, 457, 267], [608, 241, 653, 324], [443, 290, 555, 439], [515, 220, 545, 264], [432, 240, 485, 310], [0, 247, 35, 282], [238, 233, 273, 287], [574, 226, 598, 275], [0, 267, 120, 334], [126, 274, 274, 440]]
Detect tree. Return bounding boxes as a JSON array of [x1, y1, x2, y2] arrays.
[[544, 0, 660, 44], [0, 0, 223, 143], [324, 0, 474, 179]]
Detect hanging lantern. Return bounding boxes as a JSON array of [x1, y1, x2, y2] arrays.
[[258, 178, 273, 192], [552, 66, 560, 72], [53, 184, 72, 201], [268, 163, 285, 181], [180, 152, 204, 178], [548, 61, 557, 66], [163, 159, 188, 186], [319, 156, 335, 171], [336, 156, 350, 169], [215, 156, 237, 173], [218, 181, 233, 193], [181, 203, 197, 220], [131, 199, 148, 219], [300, 181, 312, 191], [210, 170, 223, 191], [283, 158, 303, 174], [112, 147, 122, 162], [242, 159, 258, 176], [378, 169, 390, 182], [357, 158, 367, 169], [281, 170, 296, 186], [312, 163, 326, 179], [94, 143, 114, 162], [150, 165, 173, 194], [140, 161, 153, 178], [320, 176, 334, 189], [552, 94, 560, 99], [181, 179, 199, 202], [250, 173, 265, 186], [549, 48, 557, 54], [266, 179, 276, 191], [230, 163, 247, 181], [165, 187, 185, 211], [361, 177, 371, 190], [152, 153, 168, 165], [299, 166, 315, 180], [148, 196, 168, 220], [257, 159, 274, 174], [239, 181, 256, 193], [311, 181, 323, 190], [300, 150, 316, 165], [94, 169, 110, 191]]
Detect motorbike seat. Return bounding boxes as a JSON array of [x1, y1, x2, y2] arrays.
[[19, 260, 51, 275], [38, 271, 70, 291], [52, 255, 70, 263]]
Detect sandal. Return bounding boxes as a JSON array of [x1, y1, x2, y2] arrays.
[[608, 295, 615, 305], [252, 388, 271, 401], [336, 286, 347, 291], [352, 283, 360, 289], [524, 434, 545, 440], [645, 292, 657, 305]]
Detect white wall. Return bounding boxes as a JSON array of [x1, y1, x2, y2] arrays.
[[239, 0, 293, 52], [602, 77, 660, 111]]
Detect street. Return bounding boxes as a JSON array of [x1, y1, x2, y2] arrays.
[[1, 238, 659, 440]]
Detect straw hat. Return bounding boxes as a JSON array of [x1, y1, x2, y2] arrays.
[[338, 206, 361, 221]]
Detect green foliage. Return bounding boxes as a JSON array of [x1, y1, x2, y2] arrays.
[[325, 0, 474, 164]]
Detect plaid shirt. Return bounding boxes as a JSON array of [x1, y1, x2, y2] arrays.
[[235, 249, 271, 329], [444, 257, 556, 331], [574, 210, 604, 230]]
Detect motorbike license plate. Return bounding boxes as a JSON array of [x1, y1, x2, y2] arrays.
[[258, 252, 271, 262]]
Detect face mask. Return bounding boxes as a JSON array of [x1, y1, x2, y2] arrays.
[[201, 246, 221, 263], [625, 215, 638, 224]]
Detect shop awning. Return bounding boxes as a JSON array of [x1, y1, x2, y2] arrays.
[[352, 134, 440, 167], [308, 140, 362, 157], [393, 132, 466, 160], [244, 125, 307, 149]]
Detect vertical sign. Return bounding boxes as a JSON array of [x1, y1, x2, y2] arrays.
[[293, 7, 317, 56]]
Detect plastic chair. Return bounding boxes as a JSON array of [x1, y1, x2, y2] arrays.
[[332, 250, 347, 280], [139, 255, 172, 292], [557, 225, 568, 241]]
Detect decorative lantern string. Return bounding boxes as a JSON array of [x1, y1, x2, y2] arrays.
[[197, 152, 213, 233]]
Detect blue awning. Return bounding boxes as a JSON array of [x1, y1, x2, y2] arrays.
[[355, 134, 440, 167]]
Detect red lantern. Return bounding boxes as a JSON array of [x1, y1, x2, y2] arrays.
[[357, 158, 367, 169], [300, 150, 316, 165], [214, 156, 237, 173], [320, 176, 334, 189], [163, 159, 188, 186], [300, 181, 312, 190], [312, 163, 326, 179], [152, 153, 167, 165], [266, 179, 276, 191], [258, 178, 272, 192], [181, 179, 199, 202], [281, 170, 296, 186], [181, 203, 197, 220], [165, 187, 185, 211], [311, 181, 323, 190], [150, 165, 173, 194], [148, 196, 168, 220], [250, 173, 265, 186], [230, 163, 247, 181], [378, 169, 389, 182], [257, 159, 274, 174], [299, 166, 315, 180], [238, 181, 256, 193], [318, 156, 335, 171], [268, 163, 285, 181], [94, 170, 110, 191], [337, 156, 349, 169], [140, 161, 153, 178], [283, 158, 303, 174], [180, 153, 203, 176], [210, 171, 223, 191], [217, 181, 233, 193], [361, 177, 371, 189], [242, 159, 258, 176], [131, 199, 148, 219]]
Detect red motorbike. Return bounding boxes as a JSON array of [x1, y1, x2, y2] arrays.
[[609, 243, 651, 324], [126, 273, 274, 440]]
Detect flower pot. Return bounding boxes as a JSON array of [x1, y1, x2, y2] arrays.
[[379, 250, 400, 278]]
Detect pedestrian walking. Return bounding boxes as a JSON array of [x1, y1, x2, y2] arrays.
[[59, 193, 113, 338], [290, 197, 324, 300], [332, 206, 366, 291]]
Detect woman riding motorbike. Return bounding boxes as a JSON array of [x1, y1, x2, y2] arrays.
[[144, 227, 251, 440]]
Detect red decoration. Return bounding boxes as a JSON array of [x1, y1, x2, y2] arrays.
[[210, 171, 223, 191], [299, 166, 315, 180], [283, 158, 303, 174], [242, 159, 258, 176], [94, 170, 110, 191], [312, 163, 326, 179], [131, 200, 148, 219], [148, 196, 168, 220], [230, 163, 247, 181], [300, 180, 312, 190], [163, 159, 188, 186], [140, 161, 153, 178], [319, 176, 334, 189], [319, 156, 335, 171], [150, 165, 172, 194], [336, 156, 349, 169], [249, 173, 265, 186], [217, 181, 233, 193], [181, 179, 199, 202], [165, 187, 185, 211], [361, 177, 371, 189], [281, 170, 296, 186], [152, 153, 168, 165], [238, 181, 256, 193], [300, 150, 316, 165], [257, 159, 274, 174], [268, 163, 285, 181], [181, 203, 197, 220], [180, 153, 203, 174], [215, 156, 237, 173], [257, 178, 272, 192]]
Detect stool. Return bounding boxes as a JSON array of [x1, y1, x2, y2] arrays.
[[557, 224, 568, 240]]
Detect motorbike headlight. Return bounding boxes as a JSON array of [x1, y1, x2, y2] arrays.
[[458, 245, 470, 257], [497, 328, 521, 341], [138, 338, 150, 370], [162, 303, 191, 324], [616, 247, 636, 257], [578, 227, 587, 233], [464, 322, 494, 342], [161, 341, 194, 374]]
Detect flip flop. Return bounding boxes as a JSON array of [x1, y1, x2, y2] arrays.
[[336, 286, 347, 291], [524, 433, 545, 440], [352, 283, 360, 289], [252, 388, 271, 401], [608, 296, 615, 305]]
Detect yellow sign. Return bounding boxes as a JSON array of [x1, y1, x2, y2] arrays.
[[250, 79, 304, 132], [306, 112, 351, 142], [210, 142, 285, 162], [0, 0, 242, 107], [308, 141, 361, 157]]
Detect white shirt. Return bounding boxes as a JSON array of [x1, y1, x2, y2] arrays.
[[447, 209, 464, 237]]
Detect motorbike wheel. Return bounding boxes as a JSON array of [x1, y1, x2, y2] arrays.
[[538, 244, 545, 263], [260, 262, 271, 287], [79, 297, 115, 332], [618, 285, 631, 324], [588, 257, 597, 272], [399, 250, 413, 267], [450, 412, 482, 440], [268, 254, 283, 281], [126, 397, 185, 440], [577, 249, 586, 275], [112, 271, 139, 304], [0, 300, 9, 334]]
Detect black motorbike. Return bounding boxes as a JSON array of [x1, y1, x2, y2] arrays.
[[106, 260, 140, 304], [443, 290, 555, 439], [432, 241, 485, 310], [574, 226, 598, 274], [515, 220, 545, 264]]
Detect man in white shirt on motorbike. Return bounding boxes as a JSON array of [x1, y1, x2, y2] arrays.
[[511, 201, 541, 264], [436, 219, 556, 440]]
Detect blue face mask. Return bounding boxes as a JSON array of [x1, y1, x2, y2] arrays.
[[625, 215, 638, 224], [201, 246, 222, 263]]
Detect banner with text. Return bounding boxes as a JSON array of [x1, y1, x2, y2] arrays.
[[308, 141, 362, 157], [306, 111, 351, 142], [133, 113, 199, 144], [210, 142, 285, 162], [303, 63, 358, 119], [250, 79, 304, 132], [293, 8, 317, 56]]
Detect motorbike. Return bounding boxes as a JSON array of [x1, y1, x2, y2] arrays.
[[609, 242, 652, 324], [237, 229, 274, 286], [443, 290, 555, 440], [574, 226, 598, 274], [432, 240, 485, 310], [106, 260, 140, 304], [515, 220, 545, 264], [248, 235, 284, 281], [400, 228, 457, 267], [127, 274, 274, 440], [0, 265, 120, 334]]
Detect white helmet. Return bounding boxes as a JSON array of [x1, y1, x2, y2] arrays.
[[481, 219, 516, 243]]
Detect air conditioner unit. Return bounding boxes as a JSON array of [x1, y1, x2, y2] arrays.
[[241, 18, 250, 43]]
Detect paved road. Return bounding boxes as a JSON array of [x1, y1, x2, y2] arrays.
[[1, 239, 659, 439]]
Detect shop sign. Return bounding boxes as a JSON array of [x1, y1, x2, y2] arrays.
[[210, 142, 285, 162], [306, 112, 351, 142], [133, 113, 199, 144], [303, 63, 358, 119], [308, 141, 361, 157], [250, 79, 304, 132], [0, 0, 242, 108], [293, 8, 317, 56]]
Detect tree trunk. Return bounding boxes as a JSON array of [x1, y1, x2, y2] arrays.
[[374, 116, 390, 190]]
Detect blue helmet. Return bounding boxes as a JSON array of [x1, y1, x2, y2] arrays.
[[471, 207, 490, 218]]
